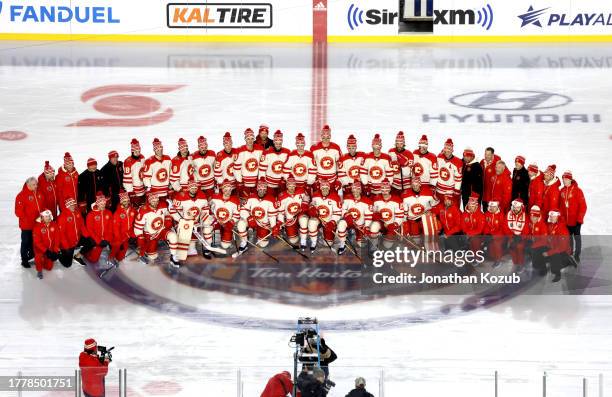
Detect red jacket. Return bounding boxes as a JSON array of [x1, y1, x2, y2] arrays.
[[79, 351, 109, 397], [113, 205, 137, 242], [546, 221, 571, 256], [260, 371, 295, 397], [484, 211, 508, 236], [439, 206, 462, 235], [15, 183, 45, 230], [541, 177, 561, 219], [559, 181, 587, 226], [57, 209, 87, 250], [481, 154, 501, 202], [86, 205, 113, 244], [33, 219, 60, 255], [528, 173, 545, 210], [461, 209, 485, 236], [38, 174, 59, 218], [528, 218, 548, 249], [505, 209, 529, 236], [56, 166, 79, 210], [488, 168, 512, 212]]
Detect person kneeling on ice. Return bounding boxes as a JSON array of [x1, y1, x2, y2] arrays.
[[208, 180, 241, 251], [300, 179, 342, 253], [33, 209, 60, 279], [236, 178, 278, 253], [260, 371, 295, 397], [57, 198, 92, 268], [84, 194, 113, 265], [543, 209, 575, 283], [134, 193, 180, 267], [79, 338, 110, 397], [108, 191, 137, 267], [277, 176, 310, 246], [370, 181, 404, 250], [337, 181, 372, 255], [345, 377, 374, 397]]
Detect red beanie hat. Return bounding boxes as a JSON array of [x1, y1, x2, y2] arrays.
[[347, 134, 357, 145], [296, 133, 306, 145], [152, 138, 163, 151], [130, 138, 140, 152], [562, 170, 573, 180], [372, 133, 382, 146], [273, 130, 283, 139], [63, 152, 74, 168], [108, 150, 119, 160], [84, 338, 97, 350], [44, 161, 55, 175], [444, 138, 453, 150], [545, 164, 556, 175], [515, 155, 525, 165], [418, 135, 428, 146], [87, 158, 97, 167], [395, 131, 405, 145], [178, 137, 188, 151], [528, 164, 539, 173], [463, 147, 475, 157], [197, 135, 207, 149], [259, 124, 269, 132], [223, 132, 232, 144], [244, 128, 255, 139]]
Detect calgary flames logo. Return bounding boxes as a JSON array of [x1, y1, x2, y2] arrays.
[[151, 216, 164, 231], [320, 156, 334, 171], [391, 162, 399, 172], [199, 164, 211, 178], [411, 203, 425, 216], [272, 160, 284, 174], [226, 164, 234, 177], [347, 208, 361, 220], [380, 208, 393, 221], [245, 158, 258, 173], [188, 206, 200, 219], [413, 163, 423, 176], [287, 202, 300, 215], [293, 163, 306, 177], [156, 168, 168, 182], [439, 167, 450, 181], [317, 205, 330, 218], [252, 206, 265, 220], [216, 208, 230, 222], [369, 166, 383, 180], [348, 166, 360, 179]]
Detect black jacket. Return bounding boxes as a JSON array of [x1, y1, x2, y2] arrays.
[[78, 169, 103, 209], [512, 166, 530, 203], [100, 161, 124, 198], [297, 373, 327, 397], [461, 160, 483, 201], [346, 388, 374, 397]]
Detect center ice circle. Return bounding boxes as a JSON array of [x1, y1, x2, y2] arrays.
[[93, 94, 161, 117]]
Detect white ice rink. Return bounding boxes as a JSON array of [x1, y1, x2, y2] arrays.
[[1, 42, 612, 396]]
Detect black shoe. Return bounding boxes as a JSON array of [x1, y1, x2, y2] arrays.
[[74, 256, 87, 266], [139, 255, 149, 264], [169, 256, 181, 268], [552, 273, 561, 283], [337, 246, 346, 255], [310, 246, 316, 254], [202, 249, 212, 259], [300, 244, 307, 252], [37, 271, 43, 279], [239, 244, 248, 253], [21, 261, 31, 269]]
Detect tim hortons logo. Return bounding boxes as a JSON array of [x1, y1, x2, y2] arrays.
[[216, 208, 230, 222], [369, 166, 383, 180], [349, 165, 361, 179], [293, 163, 307, 177], [199, 164, 211, 177], [439, 167, 450, 181], [151, 217, 164, 231], [317, 205, 330, 218], [380, 208, 392, 221], [253, 207, 265, 219], [288, 202, 300, 215], [320, 156, 334, 170], [246, 158, 258, 172], [156, 168, 168, 182], [411, 203, 425, 215], [272, 160, 284, 174]]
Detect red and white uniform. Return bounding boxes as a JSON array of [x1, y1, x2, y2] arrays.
[[337, 194, 373, 245], [436, 154, 463, 199], [134, 201, 178, 260], [311, 142, 342, 184], [192, 150, 216, 193], [142, 155, 172, 198], [277, 188, 309, 243], [389, 148, 414, 190], [170, 190, 210, 256], [283, 150, 316, 189], [260, 147, 291, 189], [214, 149, 237, 186], [361, 153, 394, 195], [170, 155, 194, 192], [338, 152, 366, 187], [370, 195, 404, 242], [209, 193, 241, 248], [301, 192, 342, 245], [412, 151, 439, 187], [123, 155, 145, 197], [237, 193, 278, 247], [234, 145, 264, 188], [506, 207, 528, 266], [401, 186, 437, 235]]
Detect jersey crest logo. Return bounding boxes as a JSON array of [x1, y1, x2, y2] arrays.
[[216, 208, 230, 222], [156, 168, 168, 182], [188, 207, 200, 219], [151, 217, 164, 231], [199, 164, 212, 178], [439, 167, 450, 181], [348, 208, 361, 220], [287, 202, 300, 215], [252, 206, 265, 220], [369, 166, 384, 180], [411, 203, 425, 216], [245, 158, 258, 173], [380, 208, 393, 221], [320, 156, 334, 171], [272, 160, 284, 174], [317, 205, 330, 218], [413, 163, 424, 176], [293, 163, 307, 177], [348, 165, 361, 179]]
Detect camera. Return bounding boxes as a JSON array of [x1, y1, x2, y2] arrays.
[[97, 345, 115, 364]]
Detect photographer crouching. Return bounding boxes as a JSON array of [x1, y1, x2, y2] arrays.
[[79, 338, 113, 397], [298, 367, 335, 397]]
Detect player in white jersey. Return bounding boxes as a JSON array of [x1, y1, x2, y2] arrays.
[[208, 180, 241, 250], [169, 179, 212, 259], [370, 181, 404, 249], [134, 193, 179, 266], [299, 179, 342, 253], [412, 134, 439, 188], [436, 138, 463, 207], [214, 132, 237, 188], [260, 130, 290, 194], [234, 128, 264, 200], [401, 177, 438, 236], [170, 137, 194, 194], [142, 138, 172, 199], [192, 136, 216, 200], [283, 133, 316, 192], [337, 182, 373, 255], [310, 125, 342, 186], [276, 176, 309, 245], [361, 133, 394, 196], [337, 134, 366, 192], [388, 131, 414, 193], [123, 138, 146, 207], [236, 178, 278, 252]]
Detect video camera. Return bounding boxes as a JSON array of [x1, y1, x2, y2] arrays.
[[97, 345, 115, 364], [290, 318, 321, 365]]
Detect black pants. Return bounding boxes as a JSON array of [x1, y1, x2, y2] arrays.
[[59, 237, 96, 267], [20, 230, 34, 264], [531, 246, 548, 275], [567, 224, 582, 258], [548, 252, 572, 276]]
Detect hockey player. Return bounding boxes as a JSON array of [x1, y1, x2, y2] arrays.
[[78, 158, 103, 214], [236, 178, 278, 252], [283, 132, 316, 191], [38, 161, 59, 218], [506, 198, 528, 270], [301, 179, 342, 253], [337, 181, 373, 254], [541, 164, 561, 223], [56, 152, 79, 212], [142, 138, 172, 199], [260, 130, 291, 194], [488, 161, 513, 213], [462, 192, 485, 254], [527, 164, 545, 211], [560, 170, 587, 263], [170, 137, 194, 194], [311, 124, 342, 186], [436, 138, 463, 207], [84, 194, 113, 264], [234, 128, 264, 200], [481, 147, 501, 209], [32, 209, 60, 279], [370, 181, 404, 248], [401, 177, 437, 236], [109, 191, 137, 265], [134, 193, 180, 266], [338, 134, 365, 191], [123, 138, 146, 207], [208, 180, 241, 250], [170, 179, 212, 259], [277, 176, 309, 246], [57, 198, 90, 268], [483, 199, 507, 267], [214, 132, 237, 188], [389, 131, 413, 194], [192, 136, 216, 200], [361, 134, 394, 196], [512, 155, 529, 204], [412, 135, 438, 188]]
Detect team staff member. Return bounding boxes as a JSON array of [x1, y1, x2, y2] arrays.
[[15, 177, 44, 268], [79, 338, 110, 397]]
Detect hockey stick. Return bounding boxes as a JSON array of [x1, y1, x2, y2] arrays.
[[231, 230, 279, 262], [192, 226, 227, 255], [263, 221, 310, 261], [314, 215, 337, 254], [394, 229, 425, 251]]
